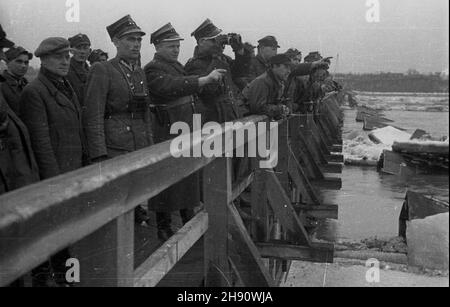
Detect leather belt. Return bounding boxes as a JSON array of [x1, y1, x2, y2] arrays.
[[149, 95, 196, 111]]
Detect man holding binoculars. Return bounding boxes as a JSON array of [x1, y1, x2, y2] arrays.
[[185, 18, 252, 123]]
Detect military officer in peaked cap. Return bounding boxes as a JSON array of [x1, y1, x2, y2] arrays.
[[185, 18, 252, 123], [144, 22, 226, 241], [83, 15, 153, 224], [1, 46, 33, 116], [67, 33, 91, 107]]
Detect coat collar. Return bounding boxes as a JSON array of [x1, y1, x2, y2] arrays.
[[2, 70, 28, 89], [153, 53, 185, 74], [37, 71, 78, 112], [69, 58, 89, 78], [256, 54, 268, 66]]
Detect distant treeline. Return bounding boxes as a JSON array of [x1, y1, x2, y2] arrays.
[[335, 72, 449, 93]]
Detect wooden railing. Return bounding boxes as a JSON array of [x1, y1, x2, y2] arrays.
[[0, 93, 345, 287]]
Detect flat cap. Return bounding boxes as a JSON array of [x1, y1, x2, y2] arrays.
[[151, 23, 183, 45], [191, 19, 222, 41], [257, 36, 280, 48], [5, 46, 33, 62], [88, 49, 108, 63], [304, 51, 322, 63], [68, 33, 91, 48], [0, 24, 14, 48], [107, 15, 145, 40], [34, 37, 72, 58], [269, 54, 291, 66]]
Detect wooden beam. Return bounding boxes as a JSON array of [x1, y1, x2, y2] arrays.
[[228, 203, 275, 287], [257, 241, 334, 263], [325, 154, 344, 163], [289, 116, 325, 180], [133, 211, 208, 287], [72, 210, 135, 287], [232, 172, 254, 202], [265, 171, 311, 246], [203, 158, 233, 287], [320, 163, 343, 174], [330, 145, 343, 153], [311, 177, 342, 191], [293, 204, 339, 220], [288, 152, 321, 206]]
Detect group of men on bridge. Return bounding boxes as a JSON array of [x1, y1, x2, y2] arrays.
[[0, 15, 340, 286]]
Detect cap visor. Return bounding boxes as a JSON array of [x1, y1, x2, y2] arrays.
[[118, 29, 146, 38], [161, 36, 184, 43], [201, 28, 223, 40], [0, 38, 14, 48]]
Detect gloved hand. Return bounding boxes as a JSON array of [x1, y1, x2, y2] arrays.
[[229, 33, 243, 52]]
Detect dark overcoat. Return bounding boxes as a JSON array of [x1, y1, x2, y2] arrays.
[[19, 71, 84, 180], [0, 70, 28, 116], [243, 70, 287, 120], [83, 57, 153, 160], [185, 48, 251, 123], [0, 87, 40, 194], [144, 53, 201, 212], [67, 58, 89, 107]]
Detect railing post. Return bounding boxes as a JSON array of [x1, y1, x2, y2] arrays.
[[71, 210, 135, 287], [203, 157, 233, 287]]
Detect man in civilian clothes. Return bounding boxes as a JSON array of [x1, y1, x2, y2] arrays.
[[20, 37, 86, 286], [1, 46, 33, 116], [67, 33, 91, 107]]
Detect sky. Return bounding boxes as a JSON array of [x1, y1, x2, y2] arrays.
[[0, 0, 449, 73]]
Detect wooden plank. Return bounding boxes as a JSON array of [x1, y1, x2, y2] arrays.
[[265, 171, 311, 246], [331, 145, 343, 153], [325, 154, 344, 163], [257, 242, 334, 263], [251, 161, 270, 243], [232, 172, 254, 202], [134, 211, 208, 287], [320, 163, 343, 174], [203, 158, 233, 287], [228, 203, 275, 287], [312, 177, 342, 191], [289, 116, 325, 180], [293, 204, 339, 220], [287, 151, 321, 206], [71, 210, 135, 287]]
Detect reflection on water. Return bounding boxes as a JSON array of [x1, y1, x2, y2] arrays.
[[316, 101, 449, 242], [316, 167, 449, 241]]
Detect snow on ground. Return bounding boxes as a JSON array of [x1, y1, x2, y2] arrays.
[[343, 130, 390, 165]]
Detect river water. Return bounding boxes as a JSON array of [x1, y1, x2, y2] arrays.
[[316, 92, 449, 242]]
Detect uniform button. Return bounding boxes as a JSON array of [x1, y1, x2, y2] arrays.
[[126, 126, 131, 131]]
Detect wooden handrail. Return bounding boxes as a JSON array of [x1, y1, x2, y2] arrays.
[[0, 92, 344, 287], [0, 115, 268, 286]]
